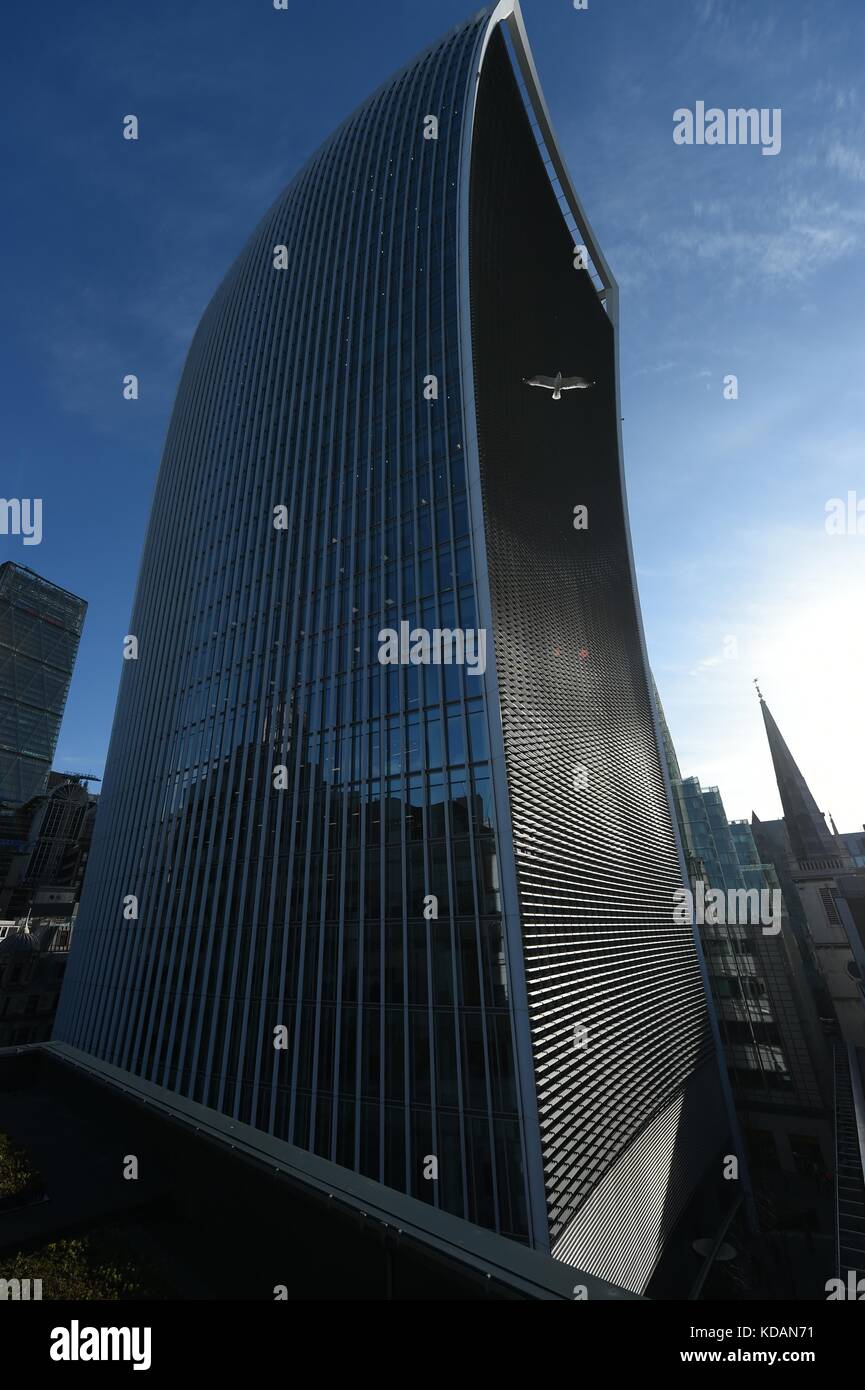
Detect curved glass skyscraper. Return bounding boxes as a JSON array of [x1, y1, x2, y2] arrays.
[[57, 0, 732, 1292]]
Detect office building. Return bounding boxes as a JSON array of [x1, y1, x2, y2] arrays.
[[0, 772, 98, 922], [0, 563, 87, 807], [0, 919, 72, 1048], [56, 2, 733, 1293]]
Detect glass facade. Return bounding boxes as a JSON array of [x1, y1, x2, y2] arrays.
[[59, 9, 532, 1243], [0, 563, 87, 806], [58, 2, 729, 1288]]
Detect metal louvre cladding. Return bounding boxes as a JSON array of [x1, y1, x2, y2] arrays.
[[465, 15, 726, 1286], [57, 0, 727, 1283]]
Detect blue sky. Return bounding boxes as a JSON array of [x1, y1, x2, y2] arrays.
[[2, 0, 863, 828]]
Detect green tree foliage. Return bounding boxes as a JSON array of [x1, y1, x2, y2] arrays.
[[1, 1238, 149, 1300], [0, 1131, 41, 1201]]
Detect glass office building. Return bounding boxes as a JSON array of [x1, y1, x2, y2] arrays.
[[0, 563, 87, 807], [57, 1, 731, 1292]]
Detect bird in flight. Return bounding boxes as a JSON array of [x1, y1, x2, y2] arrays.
[[523, 370, 595, 401]]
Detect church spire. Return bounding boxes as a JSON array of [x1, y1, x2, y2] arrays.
[[756, 684, 838, 864]]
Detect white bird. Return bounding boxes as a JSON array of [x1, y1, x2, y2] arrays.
[[523, 370, 595, 401]]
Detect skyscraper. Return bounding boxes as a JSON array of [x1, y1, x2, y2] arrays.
[[0, 563, 87, 806], [57, 1, 733, 1293]]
